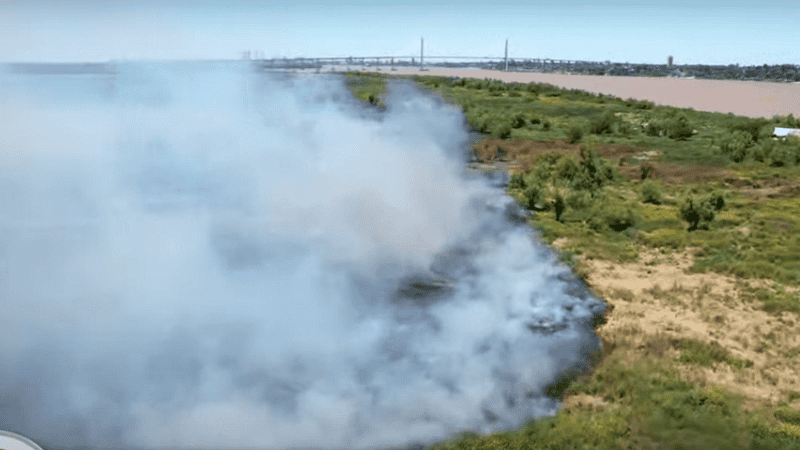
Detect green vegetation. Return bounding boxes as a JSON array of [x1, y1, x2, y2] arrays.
[[344, 71, 387, 106], [344, 71, 800, 450], [639, 179, 664, 204], [675, 338, 754, 369]]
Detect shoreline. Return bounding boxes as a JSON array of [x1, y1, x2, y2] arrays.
[[332, 66, 800, 119]]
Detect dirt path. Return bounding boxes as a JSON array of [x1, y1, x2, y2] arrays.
[[358, 67, 800, 119]]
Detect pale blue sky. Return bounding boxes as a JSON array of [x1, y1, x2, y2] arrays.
[[1, 1, 798, 65]]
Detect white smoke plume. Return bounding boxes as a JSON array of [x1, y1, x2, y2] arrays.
[[0, 62, 606, 450]]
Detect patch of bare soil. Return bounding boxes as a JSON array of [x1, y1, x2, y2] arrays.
[[619, 161, 737, 186], [583, 247, 800, 413], [723, 177, 800, 200]]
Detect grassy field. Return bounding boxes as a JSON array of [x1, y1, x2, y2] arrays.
[[345, 71, 800, 450]]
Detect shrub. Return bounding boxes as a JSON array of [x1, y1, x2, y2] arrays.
[[567, 125, 584, 144], [524, 183, 550, 211], [571, 146, 618, 196], [640, 180, 664, 204], [542, 120, 551, 131], [751, 139, 775, 162], [492, 121, 512, 139], [530, 116, 542, 125], [508, 173, 526, 190], [553, 190, 566, 222], [554, 154, 580, 182], [488, 80, 506, 93], [604, 204, 639, 232], [526, 82, 541, 94], [667, 114, 694, 140], [679, 191, 725, 231], [718, 130, 754, 162], [588, 200, 639, 232], [770, 140, 800, 167], [646, 120, 668, 137], [729, 117, 770, 142], [617, 120, 634, 136], [640, 163, 656, 180], [511, 112, 526, 128], [775, 407, 800, 425], [588, 110, 618, 135], [566, 189, 593, 210]]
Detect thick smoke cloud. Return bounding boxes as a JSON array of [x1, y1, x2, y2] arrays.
[[0, 62, 605, 450]]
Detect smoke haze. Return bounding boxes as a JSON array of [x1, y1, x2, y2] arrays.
[[0, 62, 605, 450]]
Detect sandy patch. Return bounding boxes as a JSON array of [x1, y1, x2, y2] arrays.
[[586, 247, 800, 412], [362, 67, 800, 119]]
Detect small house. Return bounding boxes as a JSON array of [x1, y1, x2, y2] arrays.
[[773, 127, 800, 139]]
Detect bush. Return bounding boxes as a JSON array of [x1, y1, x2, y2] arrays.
[[554, 154, 580, 182], [492, 121, 512, 139], [524, 183, 550, 211], [530, 116, 542, 125], [640, 163, 656, 180], [617, 120, 634, 136], [508, 173, 526, 190], [511, 112, 526, 128], [646, 120, 668, 137], [488, 80, 506, 93], [679, 191, 725, 231], [571, 146, 618, 196], [751, 139, 775, 163], [604, 205, 639, 232], [566, 189, 593, 210], [567, 125, 584, 144], [729, 117, 770, 142], [588, 200, 639, 232], [668, 114, 694, 140], [640, 180, 664, 204], [542, 120, 551, 131], [718, 130, 754, 162], [770, 141, 800, 167], [588, 110, 619, 135], [553, 190, 566, 222]]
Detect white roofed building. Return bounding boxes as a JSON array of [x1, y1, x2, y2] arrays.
[[773, 127, 800, 138]]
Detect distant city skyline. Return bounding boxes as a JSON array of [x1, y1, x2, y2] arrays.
[[1, 1, 798, 66]]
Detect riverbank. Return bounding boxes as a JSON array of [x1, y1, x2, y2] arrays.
[[348, 66, 800, 119]]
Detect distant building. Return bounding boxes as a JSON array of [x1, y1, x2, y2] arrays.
[[773, 127, 800, 138], [668, 55, 673, 67]]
